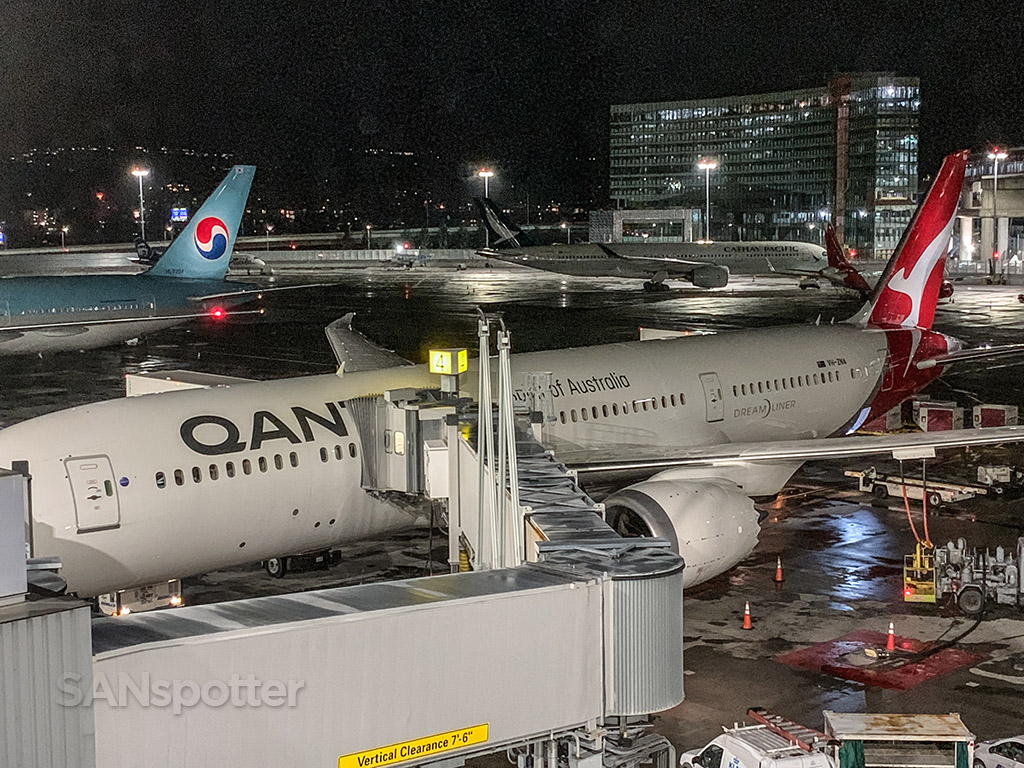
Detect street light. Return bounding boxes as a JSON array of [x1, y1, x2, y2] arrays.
[[265, 223, 274, 251], [478, 169, 494, 247], [697, 158, 719, 241], [365, 223, 372, 250], [560, 221, 571, 244], [60, 225, 69, 249], [988, 147, 1009, 275], [131, 167, 150, 241]]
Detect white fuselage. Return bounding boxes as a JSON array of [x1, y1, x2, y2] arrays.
[[0, 325, 891, 596], [490, 241, 825, 279]]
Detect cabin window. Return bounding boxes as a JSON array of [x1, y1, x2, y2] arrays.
[[191, 466, 202, 484], [242, 459, 252, 475], [320, 447, 329, 463], [349, 443, 358, 458], [602, 404, 609, 418], [632, 402, 639, 413], [560, 411, 567, 424], [732, 386, 738, 397], [651, 398, 658, 410], [781, 378, 787, 390], [581, 408, 588, 421], [661, 396, 668, 408], [274, 454, 284, 470], [289, 452, 298, 467], [670, 394, 677, 406], [335, 445, 343, 460], [571, 410, 578, 422], [174, 469, 184, 486], [209, 464, 219, 481], [258, 456, 268, 473], [612, 403, 619, 416], [813, 373, 820, 385], [679, 393, 686, 405], [226, 461, 235, 478], [774, 379, 780, 390], [789, 377, 795, 389], [592, 406, 599, 419], [155, 471, 166, 489], [757, 382, 763, 394], [642, 400, 649, 412]]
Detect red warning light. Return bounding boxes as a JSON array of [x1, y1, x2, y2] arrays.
[[290, 243, 298, 250], [848, 248, 857, 258], [904, 588, 913, 596], [209, 306, 226, 320], [403, 242, 411, 250]]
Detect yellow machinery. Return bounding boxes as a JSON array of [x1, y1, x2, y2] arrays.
[[903, 542, 937, 603]]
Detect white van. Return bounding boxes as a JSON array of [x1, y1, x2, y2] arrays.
[[680, 722, 836, 768]]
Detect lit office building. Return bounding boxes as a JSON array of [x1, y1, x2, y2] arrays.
[[609, 73, 919, 258]]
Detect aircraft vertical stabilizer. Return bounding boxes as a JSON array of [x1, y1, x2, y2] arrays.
[[850, 150, 967, 330], [147, 165, 255, 280]]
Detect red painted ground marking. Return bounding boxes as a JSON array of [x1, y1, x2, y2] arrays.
[[775, 629, 985, 690]]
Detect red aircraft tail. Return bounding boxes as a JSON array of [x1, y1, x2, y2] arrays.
[[851, 150, 967, 330], [824, 225, 871, 297]]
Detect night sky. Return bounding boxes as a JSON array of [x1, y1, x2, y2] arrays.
[[1, 0, 1022, 203]]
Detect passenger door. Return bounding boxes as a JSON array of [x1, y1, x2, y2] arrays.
[[65, 455, 121, 532], [698, 372, 725, 423]]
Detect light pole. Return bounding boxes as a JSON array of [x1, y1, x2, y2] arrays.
[[365, 223, 372, 250], [131, 167, 150, 240], [478, 169, 494, 247], [988, 148, 1008, 276], [561, 221, 571, 243], [697, 158, 718, 241], [265, 223, 274, 251], [60, 225, 69, 249]]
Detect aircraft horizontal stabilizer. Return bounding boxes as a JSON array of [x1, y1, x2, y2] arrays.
[[562, 424, 1024, 476], [325, 313, 414, 374]]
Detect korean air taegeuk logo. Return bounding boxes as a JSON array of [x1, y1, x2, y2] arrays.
[[194, 217, 229, 261]]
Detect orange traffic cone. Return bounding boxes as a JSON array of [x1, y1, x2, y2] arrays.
[[773, 556, 784, 583], [885, 621, 896, 651], [742, 601, 753, 630]]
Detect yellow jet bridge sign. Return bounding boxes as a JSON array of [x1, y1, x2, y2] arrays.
[[428, 348, 468, 376], [339, 723, 489, 768]]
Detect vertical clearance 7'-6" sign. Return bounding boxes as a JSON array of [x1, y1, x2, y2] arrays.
[[339, 724, 489, 768]]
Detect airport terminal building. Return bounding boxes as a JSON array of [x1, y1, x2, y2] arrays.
[[609, 73, 919, 258]]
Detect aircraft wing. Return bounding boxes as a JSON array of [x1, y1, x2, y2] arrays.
[[560, 425, 1024, 476], [594, 244, 705, 270], [0, 308, 265, 336], [916, 343, 1024, 369], [188, 283, 330, 301], [325, 313, 414, 374]]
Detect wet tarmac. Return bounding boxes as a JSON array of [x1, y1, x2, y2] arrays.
[[5, 266, 1024, 749]]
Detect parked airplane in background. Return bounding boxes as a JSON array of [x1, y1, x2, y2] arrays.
[[0, 165, 257, 355], [4, 150, 1024, 599], [474, 198, 828, 291]]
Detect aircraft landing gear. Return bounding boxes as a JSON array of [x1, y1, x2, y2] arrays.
[[264, 557, 287, 578], [643, 281, 670, 293]]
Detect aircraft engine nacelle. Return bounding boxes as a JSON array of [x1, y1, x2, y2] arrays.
[[691, 264, 729, 289], [603, 477, 760, 589]]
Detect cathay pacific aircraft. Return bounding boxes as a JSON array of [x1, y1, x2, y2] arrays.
[[0, 165, 257, 355], [474, 198, 829, 291]]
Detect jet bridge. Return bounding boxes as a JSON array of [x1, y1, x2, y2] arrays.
[[81, 318, 687, 768]]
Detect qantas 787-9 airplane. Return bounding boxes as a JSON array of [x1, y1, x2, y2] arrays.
[[4, 149, 1024, 597]]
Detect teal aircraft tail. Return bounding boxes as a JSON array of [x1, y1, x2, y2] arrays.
[[147, 165, 255, 280]]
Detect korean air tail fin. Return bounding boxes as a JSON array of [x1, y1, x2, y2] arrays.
[[147, 165, 255, 280], [473, 198, 534, 249], [848, 150, 967, 330]]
